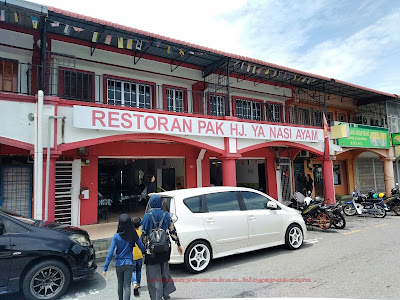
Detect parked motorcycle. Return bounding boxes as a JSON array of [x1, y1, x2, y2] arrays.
[[381, 184, 400, 216], [322, 203, 346, 229], [289, 192, 332, 230], [343, 190, 386, 218]]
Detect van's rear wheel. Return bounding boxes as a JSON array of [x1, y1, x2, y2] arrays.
[[22, 259, 70, 300], [184, 241, 211, 273], [285, 224, 303, 250]]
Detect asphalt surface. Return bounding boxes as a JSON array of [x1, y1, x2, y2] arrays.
[[3, 213, 400, 300]]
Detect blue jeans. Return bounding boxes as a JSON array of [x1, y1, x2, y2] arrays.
[[131, 258, 143, 286]]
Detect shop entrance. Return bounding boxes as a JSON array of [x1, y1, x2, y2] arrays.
[[97, 158, 184, 223], [236, 159, 266, 193]]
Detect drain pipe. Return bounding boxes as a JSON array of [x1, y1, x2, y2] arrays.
[[196, 149, 206, 187], [44, 115, 66, 222], [35, 90, 44, 220], [396, 157, 400, 185]]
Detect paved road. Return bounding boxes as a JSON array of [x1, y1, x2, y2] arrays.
[[3, 214, 400, 299]]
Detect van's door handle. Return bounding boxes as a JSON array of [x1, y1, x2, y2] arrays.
[[248, 215, 256, 221], [205, 218, 215, 224]]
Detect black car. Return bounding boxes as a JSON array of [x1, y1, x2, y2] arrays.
[[0, 207, 96, 300]]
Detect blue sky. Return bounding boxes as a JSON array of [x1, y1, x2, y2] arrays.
[[39, 0, 400, 94]]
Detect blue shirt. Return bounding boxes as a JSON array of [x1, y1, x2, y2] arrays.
[[103, 233, 145, 271]]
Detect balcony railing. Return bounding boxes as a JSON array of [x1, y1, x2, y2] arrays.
[[0, 59, 327, 128]]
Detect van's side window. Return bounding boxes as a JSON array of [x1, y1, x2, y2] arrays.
[[241, 191, 269, 210], [205, 192, 240, 212], [241, 191, 281, 210], [183, 196, 202, 213]]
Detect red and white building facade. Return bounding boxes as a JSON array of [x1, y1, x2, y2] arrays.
[[1, 1, 396, 226]]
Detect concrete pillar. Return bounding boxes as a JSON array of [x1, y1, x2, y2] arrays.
[[222, 158, 237, 186], [323, 157, 335, 204], [382, 158, 395, 195], [346, 158, 356, 194], [185, 157, 197, 188], [266, 155, 278, 200]]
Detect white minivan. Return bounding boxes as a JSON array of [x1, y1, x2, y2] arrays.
[[147, 186, 306, 273]]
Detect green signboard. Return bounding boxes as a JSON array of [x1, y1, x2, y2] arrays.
[[392, 133, 400, 146], [337, 123, 390, 149]]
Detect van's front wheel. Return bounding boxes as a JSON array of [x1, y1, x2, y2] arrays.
[[184, 241, 211, 273]]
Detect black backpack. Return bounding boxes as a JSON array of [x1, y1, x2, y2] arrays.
[[149, 212, 170, 254]]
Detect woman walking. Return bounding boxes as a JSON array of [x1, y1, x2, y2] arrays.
[[141, 195, 183, 300], [103, 214, 146, 300]]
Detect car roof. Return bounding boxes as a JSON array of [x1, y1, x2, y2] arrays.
[[151, 186, 265, 200]]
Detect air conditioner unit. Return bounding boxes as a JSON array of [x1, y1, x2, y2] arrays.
[[298, 150, 310, 158], [390, 121, 400, 134]]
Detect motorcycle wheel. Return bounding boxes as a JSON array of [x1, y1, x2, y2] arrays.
[[373, 205, 386, 218], [331, 212, 346, 229], [391, 204, 400, 216], [316, 213, 331, 229], [343, 205, 356, 216]]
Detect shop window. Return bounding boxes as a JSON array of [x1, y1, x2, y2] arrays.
[[235, 98, 261, 121], [61, 69, 93, 101], [107, 78, 152, 108], [313, 110, 323, 127], [266, 103, 283, 123], [209, 94, 226, 116], [333, 164, 342, 185], [294, 107, 310, 125], [326, 112, 332, 125], [338, 114, 346, 123], [165, 87, 185, 112], [0, 58, 18, 93]]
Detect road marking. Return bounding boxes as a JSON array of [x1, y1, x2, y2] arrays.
[[342, 229, 361, 235], [304, 238, 322, 244], [342, 223, 388, 235]]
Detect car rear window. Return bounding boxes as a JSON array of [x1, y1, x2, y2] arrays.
[[183, 196, 202, 213]]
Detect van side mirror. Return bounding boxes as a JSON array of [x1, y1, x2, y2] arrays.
[[266, 201, 278, 210], [0, 221, 4, 235]]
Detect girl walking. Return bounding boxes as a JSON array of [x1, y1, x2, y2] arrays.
[[103, 214, 145, 300]]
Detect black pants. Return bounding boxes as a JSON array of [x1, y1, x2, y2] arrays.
[[116, 265, 134, 300]]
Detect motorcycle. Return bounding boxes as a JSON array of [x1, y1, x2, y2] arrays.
[[288, 192, 332, 230], [381, 184, 400, 216], [321, 202, 346, 229], [343, 190, 386, 218], [307, 194, 346, 229]]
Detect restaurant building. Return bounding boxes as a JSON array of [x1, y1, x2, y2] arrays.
[[0, 0, 398, 225]]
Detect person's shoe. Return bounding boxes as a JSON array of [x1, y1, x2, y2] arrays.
[[164, 295, 171, 299], [134, 288, 139, 297]]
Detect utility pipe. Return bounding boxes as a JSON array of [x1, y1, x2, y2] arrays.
[[33, 113, 38, 219], [44, 115, 66, 222], [36, 90, 44, 220]]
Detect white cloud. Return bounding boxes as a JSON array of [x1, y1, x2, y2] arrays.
[[291, 12, 400, 84]]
